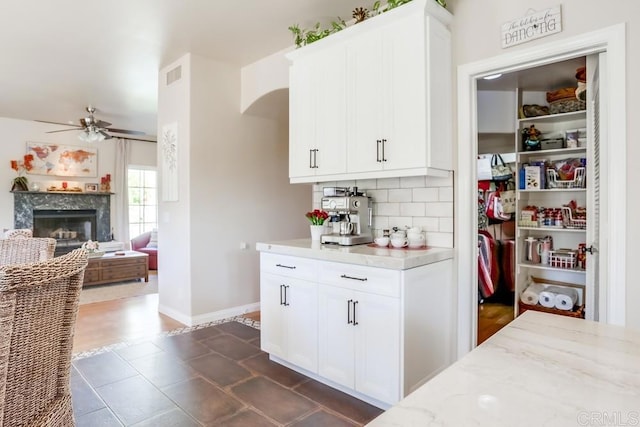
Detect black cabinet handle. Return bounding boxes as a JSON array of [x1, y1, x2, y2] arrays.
[[283, 285, 290, 306], [309, 149, 313, 169], [353, 300, 359, 325], [314, 149, 319, 168], [347, 299, 353, 324], [376, 140, 382, 162], [382, 139, 387, 162], [276, 264, 296, 269], [279, 284, 285, 305], [340, 274, 367, 282]]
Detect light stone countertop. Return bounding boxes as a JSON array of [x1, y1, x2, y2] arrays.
[[255, 238, 454, 270], [367, 311, 640, 426]]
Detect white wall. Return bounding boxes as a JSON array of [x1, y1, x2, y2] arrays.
[[448, 0, 638, 329], [0, 117, 156, 239], [158, 53, 309, 324]]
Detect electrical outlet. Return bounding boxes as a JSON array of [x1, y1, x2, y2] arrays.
[[240, 241, 248, 250]]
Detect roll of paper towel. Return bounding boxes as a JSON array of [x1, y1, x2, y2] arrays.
[[520, 282, 546, 305], [538, 290, 557, 308], [555, 287, 579, 310]]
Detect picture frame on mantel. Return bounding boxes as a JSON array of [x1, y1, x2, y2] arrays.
[[84, 183, 99, 193]]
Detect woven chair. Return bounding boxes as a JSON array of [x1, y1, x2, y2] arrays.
[[2, 229, 33, 239], [0, 248, 88, 426], [0, 238, 56, 266]]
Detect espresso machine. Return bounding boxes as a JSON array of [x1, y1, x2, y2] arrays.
[[320, 194, 373, 246]]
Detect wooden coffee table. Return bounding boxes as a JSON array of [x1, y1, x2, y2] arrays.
[[83, 251, 149, 287]]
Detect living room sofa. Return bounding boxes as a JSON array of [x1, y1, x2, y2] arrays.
[[130, 231, 157, 270]]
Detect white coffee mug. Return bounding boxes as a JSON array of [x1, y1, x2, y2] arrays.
[[374, 237, 390, 247], [391, 238, 408, 248]]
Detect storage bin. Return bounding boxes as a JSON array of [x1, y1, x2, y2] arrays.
[[546, 167, 586, 189], [548, 250, 577, 269]]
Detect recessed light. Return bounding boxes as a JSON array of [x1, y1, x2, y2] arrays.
[[483, 73, 503, 80]]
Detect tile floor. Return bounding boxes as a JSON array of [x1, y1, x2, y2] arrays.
[[71, 321, 383, 426]]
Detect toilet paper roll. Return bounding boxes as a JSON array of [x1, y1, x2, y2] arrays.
[[554, 287, 579, 311], [520, 282, 546, 305], [538, 290, 557, 308]]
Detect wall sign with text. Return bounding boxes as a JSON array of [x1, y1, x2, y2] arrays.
[[501, 6, 562, 48]]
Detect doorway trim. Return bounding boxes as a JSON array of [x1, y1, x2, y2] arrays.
[[455, 24, 627, 358]]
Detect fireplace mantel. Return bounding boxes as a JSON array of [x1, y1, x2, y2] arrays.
[[12, 191, 112, 242]]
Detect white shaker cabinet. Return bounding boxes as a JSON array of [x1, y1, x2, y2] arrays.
[[260, 254, 318, 373], [318, 283, 400, 405], [287, 0, 452, 183], [259, 249, 454, 408], [347, 6, 452, 176], [289, 44, 347, 179]]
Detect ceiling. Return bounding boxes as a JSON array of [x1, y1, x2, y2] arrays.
[[0, 0, 366, 140]]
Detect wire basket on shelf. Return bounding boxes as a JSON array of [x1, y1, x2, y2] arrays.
[[548, 250, 578, 269], [546, 167, 586, 189], [561, 206, 587, 229]]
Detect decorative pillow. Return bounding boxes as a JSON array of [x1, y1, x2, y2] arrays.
[[146, 229, 158, 248]]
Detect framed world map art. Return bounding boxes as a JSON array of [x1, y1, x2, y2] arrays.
[[25, 142, 98, 177]]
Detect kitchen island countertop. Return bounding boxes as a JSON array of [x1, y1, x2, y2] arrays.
[[367, 310, 640, 426], [255, 238, 454, 270]]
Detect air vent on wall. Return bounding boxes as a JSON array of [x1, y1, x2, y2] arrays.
[[166, 65, 182, 85]]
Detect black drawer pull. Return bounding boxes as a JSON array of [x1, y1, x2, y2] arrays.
[[340, 274, 367, 282], [276, 264, 296, 269]]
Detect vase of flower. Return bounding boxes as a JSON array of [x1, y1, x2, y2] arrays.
[[9, 155, 34, 192], [310, 224, 325, 241], [305, 209, 329, 241]]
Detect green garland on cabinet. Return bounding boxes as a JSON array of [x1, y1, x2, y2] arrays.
[[288, 0, 446, 48]]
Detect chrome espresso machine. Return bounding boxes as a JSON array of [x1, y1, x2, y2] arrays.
[[320, 189, 373, 246]]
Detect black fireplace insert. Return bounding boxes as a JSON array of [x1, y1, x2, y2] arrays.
[[33, 209, 97, 255]]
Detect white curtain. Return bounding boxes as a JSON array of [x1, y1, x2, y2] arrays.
[[114, 138, 131, 248]]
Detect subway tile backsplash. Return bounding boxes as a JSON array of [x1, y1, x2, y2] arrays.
[[313, 174, 454, 248]]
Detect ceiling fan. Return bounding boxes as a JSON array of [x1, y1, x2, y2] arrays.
[[38, 106, 156, 142]]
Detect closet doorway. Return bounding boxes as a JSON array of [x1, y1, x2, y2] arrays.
[[456, 24, 627, 357]]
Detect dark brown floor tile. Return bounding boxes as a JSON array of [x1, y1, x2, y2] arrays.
[[127, 351, 199, 388], [71, 369, 107, 417], [231, 377, 317, 424], [216, 321, 260, 341], [153, 333, 212, 360], [188, 352, 253, 387], [212, 408, 277, 426], [96, 375, 178, 425], [162, 377, 244, 424], [294, 380, 383, 425], [131, 408, 200, 426], [241, 353, 308, 388], [182, 326, 223, 341], [115, 341, 164, 361], [292, 410, 358, 427], [248, 336, 261, 348], [73, 352, 138, 388], [201, 334, 262, 361], [75, 407, 123, 426]]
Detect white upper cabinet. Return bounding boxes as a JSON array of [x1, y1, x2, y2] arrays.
[[289, 45, 347, 179], [287, 0, 452, 183]]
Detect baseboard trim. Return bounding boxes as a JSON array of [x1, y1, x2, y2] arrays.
[[158, 302, 261, 327]]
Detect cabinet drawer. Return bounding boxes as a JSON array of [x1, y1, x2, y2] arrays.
[[100, 257, 147, 268], [318, 261, 400, 297], [83, 269, 101, 283], [261, 253, 317, 281], [102, 266, 145, 281]]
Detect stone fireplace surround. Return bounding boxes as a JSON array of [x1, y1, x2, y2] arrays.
[[13, 192, 111, 243]]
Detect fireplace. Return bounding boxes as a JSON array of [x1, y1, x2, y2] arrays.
[[12, 192, 112, 255], [33, 209, 97, 255]]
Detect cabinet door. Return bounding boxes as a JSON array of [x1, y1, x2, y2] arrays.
[[318, 285, 355, 389], [286, 278, 319, 373], [354, 291, 400, 404], [381, 12, 426, 171], [346, 29, 384, 174], [289, 47, 347, 179], [260, 272, 287, 359]]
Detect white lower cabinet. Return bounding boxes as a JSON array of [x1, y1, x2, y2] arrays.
[[260, 252, 453, 408], [319, 285, 400, 404], [260, 255, 318, 373]]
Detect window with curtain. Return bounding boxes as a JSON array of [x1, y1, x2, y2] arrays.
[[128, 167, 158, 238]]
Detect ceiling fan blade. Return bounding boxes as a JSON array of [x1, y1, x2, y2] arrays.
[[95, 119, 112, 128], [46, 128, 82, 134], [36, 119, 80, 127], [98, 130, 112, 139], [106, 127, 146, 136], [80, 118, 87, 128]]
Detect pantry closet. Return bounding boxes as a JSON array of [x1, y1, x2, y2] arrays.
[[476, 55, 599, 344]]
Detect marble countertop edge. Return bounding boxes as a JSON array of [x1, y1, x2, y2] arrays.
[[255, 238, 454, 270]]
